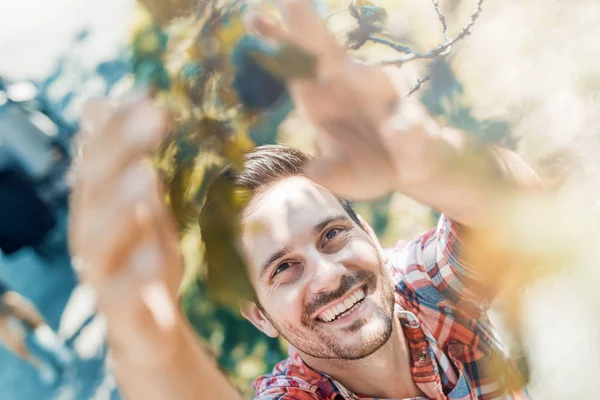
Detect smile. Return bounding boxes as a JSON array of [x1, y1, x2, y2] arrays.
[[317, 286, 366, 323]]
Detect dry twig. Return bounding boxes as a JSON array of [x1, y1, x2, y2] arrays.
[[373, 0, 484, 66], [432, 0, 449, 42], [350, 0, 484, 94]]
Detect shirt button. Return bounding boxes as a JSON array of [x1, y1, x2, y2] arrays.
[[418, 350, 428, 361]]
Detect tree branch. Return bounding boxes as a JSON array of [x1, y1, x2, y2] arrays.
[[371, 0, 484, 66], [367, 35, 415, 54], [407, 58, 443, 96], [432, 0, 449, 43]]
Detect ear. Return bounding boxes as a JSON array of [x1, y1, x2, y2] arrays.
[[240, 301, 279, 338], [357, 214, 387, 263]]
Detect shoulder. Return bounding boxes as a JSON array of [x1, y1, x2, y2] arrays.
[[253, 357, 324, 400], [384, 228, 435, 290], [385, 223, 458, 310], [254, 386, 322, 399]]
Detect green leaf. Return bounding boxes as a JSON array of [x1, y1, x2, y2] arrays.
[[349, 0, 388, 26]]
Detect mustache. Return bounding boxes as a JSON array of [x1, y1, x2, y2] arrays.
[[303, 271, 376, 320]]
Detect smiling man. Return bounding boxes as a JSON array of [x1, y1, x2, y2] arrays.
[[200, 143, 536, 400], [230, 149, 397, 362], [69, 0, 542, 399], [217, 146, 413, 397]]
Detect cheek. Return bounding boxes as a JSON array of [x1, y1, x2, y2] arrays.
[[339, 236, 382, 271], [264, 286, 306, 325]]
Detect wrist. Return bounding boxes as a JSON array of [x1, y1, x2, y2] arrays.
[[107, 306, 191, 367]]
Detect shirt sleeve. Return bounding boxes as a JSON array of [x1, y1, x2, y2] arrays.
[[255, 388, 322, 400], [391, 214, 492, 316]]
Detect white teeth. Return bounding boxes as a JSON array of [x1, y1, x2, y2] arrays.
[[344, 298, 354, 309], [319, 288, 366, 322], [340, 308, 352, 318], [325, 310, 335, 321]]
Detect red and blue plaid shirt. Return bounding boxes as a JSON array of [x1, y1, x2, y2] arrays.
[[253, 215, 530, 399]]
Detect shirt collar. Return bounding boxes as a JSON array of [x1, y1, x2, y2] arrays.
[[286, 304, 444, 399]]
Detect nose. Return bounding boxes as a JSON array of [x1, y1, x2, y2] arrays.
[[306, 252, 346, 295]]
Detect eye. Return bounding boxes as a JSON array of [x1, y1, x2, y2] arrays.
[[325, 227, 342, 241], [273, 262, 292, 276], [321, 227, 348, 251]]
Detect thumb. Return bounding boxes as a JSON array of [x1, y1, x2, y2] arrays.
[[244, 9, 286, 45], [81, 97, 114, 135]]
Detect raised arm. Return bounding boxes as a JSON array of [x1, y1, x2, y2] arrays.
[[69, 98, 242, 400], [248, 0, 543, 230], [376, 78, 544, 229]]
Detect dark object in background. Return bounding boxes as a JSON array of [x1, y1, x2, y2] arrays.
[[231, 35, 288, 111], [0, 279, 8, 296], [0, 167, 56, 255], [0, 77, 73, 256], [231, 35, 295, 145]]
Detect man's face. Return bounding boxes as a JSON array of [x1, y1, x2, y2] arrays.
[[240, 176, 395, 360]]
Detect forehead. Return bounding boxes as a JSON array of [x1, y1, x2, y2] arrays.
[[241, 177, 346, 263]]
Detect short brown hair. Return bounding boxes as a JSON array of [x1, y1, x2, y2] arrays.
[[199, 144, 360, 305], [229, 144, 311, 194]]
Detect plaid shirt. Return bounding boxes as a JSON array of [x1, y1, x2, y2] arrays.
[[253, 215, 529, 399]]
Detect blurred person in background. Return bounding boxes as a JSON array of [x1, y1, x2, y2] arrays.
[[69, 1, 543, 399], [0, 279, 77, 386]]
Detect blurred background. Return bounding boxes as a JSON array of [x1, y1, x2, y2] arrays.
[[0, 0, 599, 398]]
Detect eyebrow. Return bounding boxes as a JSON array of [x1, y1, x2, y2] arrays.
[[313, 214, 350, 235], [258, 214, 351, 281]]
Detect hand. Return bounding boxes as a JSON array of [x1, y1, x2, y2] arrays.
[[69, 96, 184, 363], [247, 0, 429, 200]]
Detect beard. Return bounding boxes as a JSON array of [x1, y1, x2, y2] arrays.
[[261, 268, 395, 360]]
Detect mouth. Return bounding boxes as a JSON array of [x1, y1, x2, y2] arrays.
[[315, 285, 367, 323]]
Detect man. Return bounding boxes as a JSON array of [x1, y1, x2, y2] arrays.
[[0, 279, 77, 386], [69, 0, 541, 398]]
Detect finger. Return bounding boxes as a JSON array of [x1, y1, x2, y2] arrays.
[[94, 237, 163, 326], [81, 100, 167, 197], [279, 0, 342, 59], [83, 98, 166, 170], [73, 98, 164, 238], [75, 207, 145, 285], [81, 98, 115, 135], [76, 163, 155, 282], [132, 172, 183, 295], [249, 0, 344, 80], [96, 192, 177, 332], [82, 162, 179, 290], [69, 98, 116, 213], [245, 11, 286, 43], [77, 161, 169, 278]]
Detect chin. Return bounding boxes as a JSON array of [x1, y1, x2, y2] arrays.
[[330, 314, 393, 360]]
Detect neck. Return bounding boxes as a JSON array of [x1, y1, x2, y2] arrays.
[[298, 317, 422, 399]]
